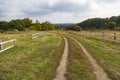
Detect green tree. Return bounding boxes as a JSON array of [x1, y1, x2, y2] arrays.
[[108, 22, 116, 30], [9, 19, 25, 31], [29, 25, 37, 30], [41, 21, 55, 31], [35, 20, 42, 30], [78, 18, 109, 29], [0, 21, 9, 31], [66, 25, 82, 31], [29, 20, 42, 31], [23, 18, 32, 28], [117, 16, 120, 26]]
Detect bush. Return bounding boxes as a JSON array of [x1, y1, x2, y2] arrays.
[[108, 22, 116, 30], [66, 25, 82, 31], [115, 27, 120, 31], [29, 25, 37, 30]]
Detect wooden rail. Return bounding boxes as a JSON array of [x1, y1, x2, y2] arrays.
[[0, 39, 16, 53], [69, 31, 120, 43], [32, 32, 44, 39]]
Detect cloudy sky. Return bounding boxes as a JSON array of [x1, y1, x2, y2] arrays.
[[0, 0, 120, 23]]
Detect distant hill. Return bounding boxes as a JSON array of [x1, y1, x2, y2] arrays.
[[77, 15, 120, 30], [54, 23, 75, 28]]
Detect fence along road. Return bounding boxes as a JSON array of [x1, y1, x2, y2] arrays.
[[32, 32, 44, 39], [0, 38, 16, 53], [69, 31, 120, 43]]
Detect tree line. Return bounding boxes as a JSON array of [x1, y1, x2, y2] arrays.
[[77, 15, 120, 30], [0, 18, 56, 32]]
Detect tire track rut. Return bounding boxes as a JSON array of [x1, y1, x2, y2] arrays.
[[53, 36, 68, 80], [73, 38, 111, 80]]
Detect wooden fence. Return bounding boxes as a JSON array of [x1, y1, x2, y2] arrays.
[[69, 31, 120, 43], [32, 32, 44, 39], [0, 39, 16, 53]]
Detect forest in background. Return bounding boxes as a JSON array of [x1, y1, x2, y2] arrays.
[[77, 15, 120, 30], [0, 18, 56, 32], [1, 15, 120, 32]]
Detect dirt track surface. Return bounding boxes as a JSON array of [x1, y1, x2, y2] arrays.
[[53, 36, 68, 80], [73, 38, 111, 80]]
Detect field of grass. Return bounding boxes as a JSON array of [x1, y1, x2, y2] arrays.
[[0, 32, 64, 80], [68, 32, 120, 80], [1, 30, 120, 80], [65, 36, 96, 80]]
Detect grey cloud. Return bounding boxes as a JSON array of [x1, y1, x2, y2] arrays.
[[50, 1, 89, 12], [0, 0, 90, 18], [22, 9, 52, 17], [20, 3, 52, 17], [96, 0, 119, 3]]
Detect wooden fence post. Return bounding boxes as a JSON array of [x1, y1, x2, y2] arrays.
[[114, 33, 116, 42], [90, 32, 92, 38], [0, 40, 3, 50], [86, 31, 87, 36], [13, 37, 16, 46], [95, 32, 97, 38], [102, 32, 105, 40]]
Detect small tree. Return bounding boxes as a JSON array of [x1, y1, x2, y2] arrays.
[[66, 25, 82, 31], [41, 21, 55, 31], [29, 25, 37, 30], [108, 22, 116, 30], [0, 21, 9, 31]]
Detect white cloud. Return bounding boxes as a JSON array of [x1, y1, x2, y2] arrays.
[[49, 0, 61, 7], [88, 0, 120, 18], [69, 0, 88, 5], [0, 0, 120, 23]]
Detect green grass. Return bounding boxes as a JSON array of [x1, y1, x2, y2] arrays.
[[65, 36, 96, 80], [68, 32, 120, 80], [0, 32, 64, 80]]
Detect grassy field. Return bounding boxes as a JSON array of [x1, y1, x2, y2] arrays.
[[1, 30, 120, 80], [65, 36, 96, 80], [0, 31, 64, 80], [68, 32, 120, 80]]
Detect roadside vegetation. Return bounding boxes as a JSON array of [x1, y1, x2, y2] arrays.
[[68, 32, 120, 80], [0, 32, 64, 80], [65, 35, 96, 80]]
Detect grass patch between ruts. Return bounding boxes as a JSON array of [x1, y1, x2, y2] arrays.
[[65, 35, 96, 80]]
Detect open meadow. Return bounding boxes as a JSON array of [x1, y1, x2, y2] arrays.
[[0, 30, 120, 80], [0, 31, 64, 80]]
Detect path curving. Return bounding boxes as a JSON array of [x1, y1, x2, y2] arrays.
[[53, 36, 69, 80], [73, 38, 111, 80]]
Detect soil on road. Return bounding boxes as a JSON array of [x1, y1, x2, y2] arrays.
[[53, 36, 68, 80], [73, 38, 111, 80]]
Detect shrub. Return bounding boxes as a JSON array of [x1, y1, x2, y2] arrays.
[[108, 22, 116, 30], [66, 25, 82, 31]]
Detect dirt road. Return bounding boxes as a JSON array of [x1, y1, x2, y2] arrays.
[[53, 36, 68, 80], [73, 38, 111, 80], [53, 33, 111, 80]]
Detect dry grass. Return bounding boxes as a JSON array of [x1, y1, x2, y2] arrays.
[[68, 32, 120, 80], [0, 31, 64, 80]]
